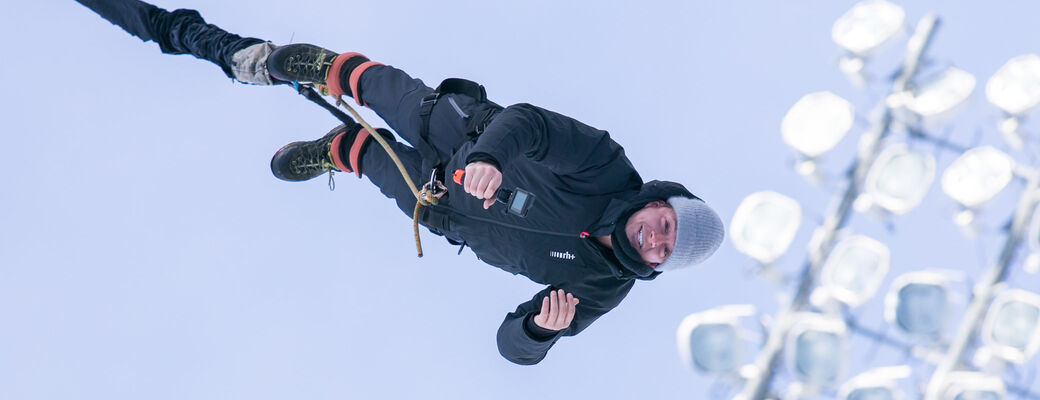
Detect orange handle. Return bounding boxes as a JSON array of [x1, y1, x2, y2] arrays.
[[453, 169, 466, 185]]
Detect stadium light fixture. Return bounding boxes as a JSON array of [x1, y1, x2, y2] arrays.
[[782, 92, 856, 158], [940, 146, 1015, 209], [905, 67, 976, 119], [988, 54, 1040, 148], [986, 54, 1040, 116], [884, 271, 950, 340], [832, 0, 906, 57], [938, 371, 1005, 400], [676, 305, 756, 374], [730, 191, 803, 264], [832, 0, 906, 87], [980, 289, 1040, 364], [839, 366, 911, 400], [861, 144, 935, 214], [787, 313, 847, 386], [819, 235, 891, 307]]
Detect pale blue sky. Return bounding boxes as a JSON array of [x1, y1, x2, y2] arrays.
[[2, 1, 1039, 399]]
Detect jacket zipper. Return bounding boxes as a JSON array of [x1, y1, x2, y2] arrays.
[[431, 204, 625, 278], [582, 238, 625, 278], [429, 204, 587, 238]]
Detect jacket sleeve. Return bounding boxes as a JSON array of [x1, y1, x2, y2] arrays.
[[497, 279, 634, 365], [466, 103, 634, 180]]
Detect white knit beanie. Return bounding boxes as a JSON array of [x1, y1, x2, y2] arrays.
[[655, 196, 725, 271]]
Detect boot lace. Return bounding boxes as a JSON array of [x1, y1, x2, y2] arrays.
[[289, 143, 337, 190], [285, 50, 333, 81]]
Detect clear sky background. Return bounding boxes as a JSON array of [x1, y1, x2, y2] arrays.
[[2, 1, 1039, 399]]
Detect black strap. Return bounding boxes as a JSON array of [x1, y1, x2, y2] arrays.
[[291, 80, 498, 183], [292, 83, 359, 129], [466, 107, 500, 136], [420, 206, 453, 233], [415, 78, 490, 175], [416, 92, 444, 174]]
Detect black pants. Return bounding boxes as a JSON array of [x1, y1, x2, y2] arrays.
[[76, 0, 263, 79], [78, 0, 489, 227]]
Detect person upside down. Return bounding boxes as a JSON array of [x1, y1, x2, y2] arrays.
[[76, 0, 726, 365]]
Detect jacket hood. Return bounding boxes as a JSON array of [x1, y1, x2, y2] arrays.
[[596, 180, 697, 280]]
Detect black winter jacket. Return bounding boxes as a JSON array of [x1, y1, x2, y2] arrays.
[[426, 103, 695, 365]]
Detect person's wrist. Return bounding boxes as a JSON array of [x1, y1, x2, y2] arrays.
[[524, 314, 558, 340], [465, 152, 501, 170]]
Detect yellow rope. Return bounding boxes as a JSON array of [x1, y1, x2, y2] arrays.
[[330, 94, 436, 257], [413, 202, 424, 257]]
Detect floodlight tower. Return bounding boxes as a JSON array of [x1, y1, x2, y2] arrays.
[[923, 172, 1040, 400], [734, 12, 940, 400]]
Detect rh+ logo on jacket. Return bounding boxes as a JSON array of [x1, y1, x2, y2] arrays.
[[550, 250, 576, 260]]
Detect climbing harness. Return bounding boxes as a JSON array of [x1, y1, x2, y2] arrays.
[[287, 75, 502, 257], [414, 78, 499, 178], [288, 82, 453, 257]]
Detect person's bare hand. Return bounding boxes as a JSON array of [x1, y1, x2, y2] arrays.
[[533, 289, 580, 331], [463, 161, 502, 209]]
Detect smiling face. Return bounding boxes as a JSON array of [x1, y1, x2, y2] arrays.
[[624, 200, 678, 267]]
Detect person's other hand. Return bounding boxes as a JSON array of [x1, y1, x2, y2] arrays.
[[533, 289, 580, 331], [463, 161, 502, 209]]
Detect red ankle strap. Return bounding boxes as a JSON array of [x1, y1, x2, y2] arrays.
[[329, 130, 353, 173], [326, 52, 364, 97], [349, 61, 384, 107], [348, 128, 372, 178]]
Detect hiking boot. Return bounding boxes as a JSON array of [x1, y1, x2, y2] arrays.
[[270, 124, 351, 182], [266, 43, 338, 84]]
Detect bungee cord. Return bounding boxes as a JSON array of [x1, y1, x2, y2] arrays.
[[290, 83, 440, 257]]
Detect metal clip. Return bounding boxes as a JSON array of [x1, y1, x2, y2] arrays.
[[420, 169, 447, 203]]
